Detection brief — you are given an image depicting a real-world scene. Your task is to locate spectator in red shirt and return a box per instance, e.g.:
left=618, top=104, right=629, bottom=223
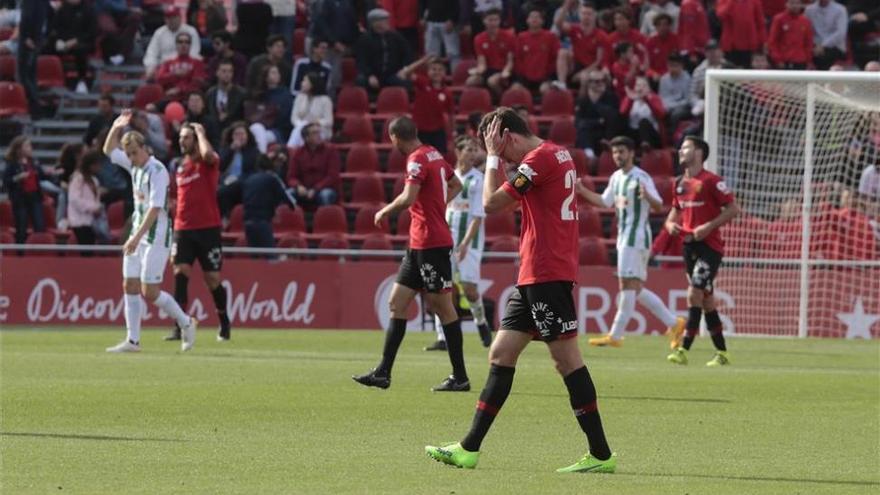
left=287, top=123, right=341, bottom=206
left=768, top=0, right=814, bottom=69
left=467, top=9, right=516, bottom=95
left=400, top=56, right=455, bottom=153
left=717, top=0, right=767, bottom=68
left=513, top=7, right=560, bottom=94
left=620, top=76, right=666, bottom=150
left=763, top=0, right=787, bottom=19
left=607, top=8, right=649, bottom=72
left=156, top=32, right=207, bottom=101
left=556, top=3, right=608, bottom=90
left=610, top=42, right=642, bottom=99
left=677, top=0, right=710, bottom=66
left=646, top=13, right=680, bottom=80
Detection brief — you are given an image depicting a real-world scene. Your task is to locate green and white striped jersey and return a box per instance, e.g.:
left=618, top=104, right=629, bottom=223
left=446, top=167, right=486, bottom=252
left=110, top=148, right=172, bottom=247
left=600, top=165, right=661, bottom=250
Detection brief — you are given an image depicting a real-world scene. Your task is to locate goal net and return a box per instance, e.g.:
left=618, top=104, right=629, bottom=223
left=704, top=70, right=880, bottom=338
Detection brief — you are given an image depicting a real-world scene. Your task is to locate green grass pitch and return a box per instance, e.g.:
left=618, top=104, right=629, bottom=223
left=1, top=328, right=878, bottom=494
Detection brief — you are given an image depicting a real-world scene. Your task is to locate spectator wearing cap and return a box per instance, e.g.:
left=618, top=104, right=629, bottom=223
left=575, top=70, right=623, bottom=159
left=287, top=123, right=341, bottom=207
left=309, top=0, right=359, bottom=93
left=658, top=54, right=692, bottom=135
left=206, top=59, right=247, bottom=131
left=245, top=34, right=293, bottom=96
left=677, top=0, right=710, bottom=66
left=513, top=7, right=560, bottom=94
left=355, top=8, right=413, bottom=91
left=143, top=6, right=201, bottom=78
left=690, top=40, right=733, bottom=117
left=805, top=0, right=848, bottom=70
left=556, top=3, right=609, bottom=91
left=422, top=0, right=461, bottom=70
left=382, top=0, right=421, bottom=54
left=645, top=13, right=680, bottom=79
left=156, top=32, right=207, bottom=101
left=640, top=0, right=680, bottom=36
left=47, top=0, right=97, bottom=94
left=768, top=0, right=814, bottom=70
left=291, top=39, right=333, bottom=97
left=467, top=8, right=516, bottom=95
left=206, top=30, right=248, bottom=87
left=716, top=0, right=767, bottom=69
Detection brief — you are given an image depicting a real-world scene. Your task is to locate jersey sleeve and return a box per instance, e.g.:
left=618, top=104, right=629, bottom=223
left=601, top=174, right=616, bottom=208
left=504, top=151, right=548, bottom=197
left=405, top=155, right=427, bottom=184
left=641, top=173, right=662, bottom=204
left=470, top=173, right=486, bottom=218
left=109, top=148, right=132, bottom=173
left=148, top=166, right=169, bottom=209
left=708, top=175, right=734, bottom=206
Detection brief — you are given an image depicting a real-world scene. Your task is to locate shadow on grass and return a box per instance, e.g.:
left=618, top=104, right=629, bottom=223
left=1, top=431, right=186, bottom=442
left=620, top=471, right=880, bottom=488
left=513, top=392, right=731, bottom=404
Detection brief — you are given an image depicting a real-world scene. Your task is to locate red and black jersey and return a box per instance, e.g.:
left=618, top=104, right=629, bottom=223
left=174, top=151, right=221, bottom=231
left=672, top=168, right=735, bottom=254
left=405, top=145, right=455, bottom=250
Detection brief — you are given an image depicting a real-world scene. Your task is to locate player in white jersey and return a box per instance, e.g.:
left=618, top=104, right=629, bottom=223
left=577, top=136, right=685, bottom=347
left=427, top=136, right=493, bottom=350
left=103, top=110, right=197, bottom=353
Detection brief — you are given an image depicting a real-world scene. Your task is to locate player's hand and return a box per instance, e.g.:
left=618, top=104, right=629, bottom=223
left=122, top=236, right=139, bottom=255
left=190, top=122, right=205, bottom=135
left=693, top=223, right=712, bottom=241
left=456, top=244, right=468, bottom=262
left=483, top=116, right=510, bottom=157
left=666, top=221, right=682, bottom=236
left=374, top=208, right=387, bottom=227
left=638, top=183, right=647, bottom=200
left=113, top=110, right=133, bottom=129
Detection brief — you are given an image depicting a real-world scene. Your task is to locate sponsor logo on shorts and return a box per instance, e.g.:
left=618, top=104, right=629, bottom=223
left=531, top=301, right=556, bottom=337
left=691, top=259, right=713, bottom=290
left=208, top=247, right=222, bottom=269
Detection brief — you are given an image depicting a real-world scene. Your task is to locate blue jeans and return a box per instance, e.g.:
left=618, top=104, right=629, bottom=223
left=12, top=192, right=45, bottom=244
left=17, top=39, right=40, bottom=112
left=244, top=219, right=275, bottom=249
left=293, top=187, right=337, bottom=206
left=424, top=21, right=460, bottom=70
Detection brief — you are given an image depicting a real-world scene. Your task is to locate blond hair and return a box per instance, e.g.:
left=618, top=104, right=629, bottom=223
left=121, top=131, right=146, bottom=149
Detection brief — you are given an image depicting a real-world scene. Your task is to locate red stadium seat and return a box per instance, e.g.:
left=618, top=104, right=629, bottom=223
left=26, top=231, right=55, bottom=245
left=579, top=237, right=608, bottom=265
left=0, top=200, right=13, bottom=231
left=458, top=87, right=493, bottom=115
left=487, top=235, right=519, bottom=262
left=547, top=119, right=576, bottom=146
left=340, top=115, right=375, bottom=143
left=0, top=230, right=14, bottom=245
left=133, top=84, right=164, bottom=110
left=340, top=57, right=357, bottom=86
left=451, top=59, right=477, bottom=86
left=277, top=232, right=308, bottom=249
left=348, top=174, right=385, bottom=207
left=641, top=148, right=674, bottom=176
left=0, top=55, right=15, bottom=81
left=227, top=204, right=244, bottom=232
left=500, top=86, right=534, bottom=113
left=391, top=175, right=406, bottom=199
left=273, top=205, right=306, bottom=234
left=722, top=219, right=757, bottom=259
left=361, top=233, right=393, bottom=250
left=569, top=147, right=591, bottom=177
left=375, top=87, right=410, bottom=116
left=42, top=202, right=56, bottom=230
left=343, top=143, right=380, bottom=175
left=292, top=28, right=306, bottom=56
left=0, top=82, right=28, bottom=117
left=578, top=207, right=602, bottom=238
left=106, top=200, right=127, bottom=239
left=312, top=205, right=348, bottom=235
left=317, top=234, right=351, bottom=259
left=336, top=86, right=369, bottom=117
left=387, top=148, right=406, bottom=174
left=36, top=55, right=65, bottom=88
left=485, top=211, right=517, bottom=239
left=540, top=89, right=574, bottom=116
left=595, top=150, right=616, bottom=177
left=353, top=205, right=390, bottom=235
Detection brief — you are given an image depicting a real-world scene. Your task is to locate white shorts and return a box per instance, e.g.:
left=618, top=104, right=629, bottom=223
left=616, top=246, right=649, bottom=281
left=453, top=247, right=483, bottom=285
left=123, top=242, right=170, bottom=284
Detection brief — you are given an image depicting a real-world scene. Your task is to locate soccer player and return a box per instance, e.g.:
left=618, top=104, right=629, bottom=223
left=427, top=135, right=493, bottom=351
left=576, top=136, right=685, bottom=347
left=665, top=136, right=741, bottom=366
left=164, top=122, right=231, bottom=342
left=103, top=111, right=197, bottom=353
left=425, top=108, right=616, bottom=473
left=352, top=116, right=471, bottom=392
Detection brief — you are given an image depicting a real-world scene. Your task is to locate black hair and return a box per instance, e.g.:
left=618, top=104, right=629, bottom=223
left=683, top=135, right=710, bottom=162
left=609, top=135, right=635, bottom=151
left=388, top=116, right=418, bottom=141
left=478, top=106, right=533, bottom=142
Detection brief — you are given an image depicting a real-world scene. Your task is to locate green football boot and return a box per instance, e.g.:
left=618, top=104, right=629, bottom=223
left=706, top=351, right=731, bottom=367
left=425, top=443, right=479, bottom=469
left=556, top=453, right=617, bottom=474
left=667, top=347, right=688, bottom=365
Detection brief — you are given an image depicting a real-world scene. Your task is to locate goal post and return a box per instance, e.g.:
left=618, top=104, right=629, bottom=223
left=704, top=70, right=880, bottom=339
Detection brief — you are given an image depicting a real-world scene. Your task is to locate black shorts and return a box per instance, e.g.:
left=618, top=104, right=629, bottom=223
left=396, top=247, right=453, bottom=293
left=513, top=76, right=543, bottom=93
left=172, top=227, right=223, bottom=272
left=683, top=241, right=722, bottom=293
left=501, top=281, right=578, bottom=342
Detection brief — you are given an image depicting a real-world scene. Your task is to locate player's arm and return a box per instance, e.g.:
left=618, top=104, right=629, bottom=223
left=374, top=182, right=420, bottom=227
left=123, top=207, right=160, bottom=254
left=399, top=54, right=431, bottom=79
left=694, top=199, right=741, bottom=241
left=102, top=110, right=132, bottom=156
left=190, top=122, right=215, bottom=161
left=576, top=182, right=611, bottom=208
left=446, top=174, right=462, bottom=205
left=482, top=116, right=518, bottom=214
left=664, top=207, right=683, bottom=236
left=639, top=178, right=664, bottom=213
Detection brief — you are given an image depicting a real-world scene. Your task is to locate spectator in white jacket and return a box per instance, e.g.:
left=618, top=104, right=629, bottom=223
left=288, top=72, right=334, bottom=148
left=68, top=150, right=110, bottom=249
left=143, top=6, right=201, bottom=78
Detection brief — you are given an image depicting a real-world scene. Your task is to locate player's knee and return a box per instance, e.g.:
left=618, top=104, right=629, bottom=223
left=203, top=272, right=220, bottom=290
left=140, top=285, right=159, bottom=302
left=702, top=296, right=716, bottom=312
left=463, top=285, right=479, bottom=302
left=488, top=347, right=516, bottom=368
left=123, top=279, right=139, bottom=294
left=687, top=289, right=703, bottom=307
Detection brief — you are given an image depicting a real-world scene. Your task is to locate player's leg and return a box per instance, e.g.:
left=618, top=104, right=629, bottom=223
left=632, top=248, right=685, bottom=347
left=556, top=48, right=573, bottom=86
left=425, top=289, right=469, bottom=391
left=142, top=245, right=197, bottom=351
left=427, top=311, right=447, bottom=351
left=669, top=244, right=707, bottom=364
left=108, top=248, right=144, bottom=352
left=197, top=228, right=229, bottom=341
left=592, top=247, right=641, bottom=347
left=702, top=293, right=731, bottom=366
left=166, top=230, right=195, bottom=341
left=459, top=248, right=491, bottom=347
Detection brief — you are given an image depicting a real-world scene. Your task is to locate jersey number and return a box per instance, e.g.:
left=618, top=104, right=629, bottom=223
left=561, top=170, right=577, bottom=221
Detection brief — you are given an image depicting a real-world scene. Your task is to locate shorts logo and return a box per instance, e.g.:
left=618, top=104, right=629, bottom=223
left=419, top=262, right=438, bottom=286
left=530, top=301, right=558, bottom=337
left=207, top=248, right=222, bottom=269
left=691, top=259, right=713, bottom=290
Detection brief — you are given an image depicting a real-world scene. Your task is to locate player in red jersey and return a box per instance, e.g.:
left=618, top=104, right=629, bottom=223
left=425, top=108, right=616, bottom=474
left=352, top=116, right=470, bottom=392
left=164, top=122, right=232, bottom=342
left=665, top=136, right=741, bottom=366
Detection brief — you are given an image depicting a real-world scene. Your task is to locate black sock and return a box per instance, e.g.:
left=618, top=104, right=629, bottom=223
left=442, top=319, right=468, bottom=380
left=174, top=273, right=189, bottom=329
left=564, top=366, right=611, bottom=461
left=704, top=310, right=726, bottom=351
left=376, top=318, right=407, bottom=376
left=683, top=306, right=702, bottom=350
left=461, top=365, right=514, bottom=452
left=211, top=285, right=229, bottom=325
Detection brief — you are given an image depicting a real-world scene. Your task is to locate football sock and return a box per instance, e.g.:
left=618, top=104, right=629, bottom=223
left=376, top=318, right=407, bottom=376
left=442, top=319, right=468, bottom=380
left=434, top=314, right=446, bottom=342
left=469, top=296, right=487, bottom=325
left=705, top=310, right=726, bottom=351
left=608, top=290, right=636, bottom=340
left=638, top=288, right=677, bottom=327
left=154, top=291, right=191, bottom=328
left=173, top=273, right=189, bottom=318
left=564, top=366, right=612, bottom=461
left=210, top=285, right=229, bottom=325
left=683, top=306, right=702, bottom=350
left=124, top=294, right=142, bottom=344
left=461, top=365, right=515, bottom=452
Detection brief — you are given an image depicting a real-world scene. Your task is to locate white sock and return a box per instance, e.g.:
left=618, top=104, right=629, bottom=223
left=469, top=296, right=487, bottom=325
left=434, top=314, right=446, bottom=342
left=124, top=294, right=142, bottom=343
left=154, top=291, right=191, bottom=328
left=609, top=290, right=636, bottom=340
left=638, top=289, right=677, bottom=327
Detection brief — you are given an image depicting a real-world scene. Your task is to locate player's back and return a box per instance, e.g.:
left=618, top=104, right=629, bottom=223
left=406, top=145, right=454, bottom=250
left=507, top=141, right=579, bottom=285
